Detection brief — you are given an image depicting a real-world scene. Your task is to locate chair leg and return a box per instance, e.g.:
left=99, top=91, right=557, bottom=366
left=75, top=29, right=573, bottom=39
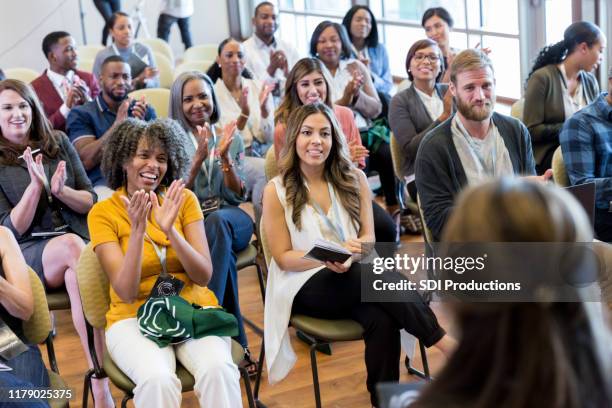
left=309, top=343, right=323, bottom=408
left=253, top=340, right=265, bottom=400
left=405, top=340, right=431, bottom=380
left=82, top=369, right=94, bottom=408
left=121, top=394, right=132, bottom=408
left=239, top=366, right=256, bottom=408
left=254, top=261, right=266, bottom=304
left=45, top=335, right=60, bottom=374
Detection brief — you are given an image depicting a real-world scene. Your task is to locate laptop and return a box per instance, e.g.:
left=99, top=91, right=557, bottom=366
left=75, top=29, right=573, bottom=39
left=565, top=181, right=596, bottom=227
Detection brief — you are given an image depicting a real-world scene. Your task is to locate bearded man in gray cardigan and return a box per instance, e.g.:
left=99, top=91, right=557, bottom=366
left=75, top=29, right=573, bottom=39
left=415, top=49, right=551, bottom=241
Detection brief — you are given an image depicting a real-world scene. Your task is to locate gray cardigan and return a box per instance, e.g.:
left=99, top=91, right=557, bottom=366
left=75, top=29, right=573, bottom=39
left=389, top=83, right=449, bottom=177
left=523, top=64, right=599, bottom=165
left=0, top=132, right=95, bottom=243
left=415, top=112, right=536, bottom=241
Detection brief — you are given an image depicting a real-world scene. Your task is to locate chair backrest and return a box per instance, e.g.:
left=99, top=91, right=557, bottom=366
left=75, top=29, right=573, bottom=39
left=77, top=44, right=105, bottom=60
left=4, top=68, right=39, bottom=83
left=259, top=216, right=272, bottom=267
left=129, top=87, right=171, bottom=118
left=552, top=146, right=570, bottom=187
left=510, top=98, right=524, bottom=121
left=416, top=194, right=434, bottom=245
left=389, top=132, right=403, bottom=181
left=183, top=44, right=218, bottom=62
left=79, top=58, right=95, bottom=74
left=153, top=52, right=173, bottom=89
left=22, top=269, right=52, bottom=345
left=264, top=147, right=278, bottom=181
left=76, top=243, right=111, bottom=330
left=139, top=38, right=174, bottom=66
left=173, top=60, right=215, bottom=80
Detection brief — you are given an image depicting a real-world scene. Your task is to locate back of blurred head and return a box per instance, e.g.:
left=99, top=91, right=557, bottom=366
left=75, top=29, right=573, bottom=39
left=411, top=178, right=611, bottom=408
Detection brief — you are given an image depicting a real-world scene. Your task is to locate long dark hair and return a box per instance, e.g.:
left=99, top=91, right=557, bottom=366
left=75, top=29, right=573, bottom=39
left=0, top=79, right=59, bottom=165
left=309, top=21, right=352, bottom=61
left=279, top=103, right=360, bottom=231
left=411, top=179, right=612, bottom=408
left=421, top=7, right=454, bottom=28
left=205, top=38, right=253, bottom=83
left=342, top=5, right=379, bottom=48
left=527, top=21, right=602, bottom=82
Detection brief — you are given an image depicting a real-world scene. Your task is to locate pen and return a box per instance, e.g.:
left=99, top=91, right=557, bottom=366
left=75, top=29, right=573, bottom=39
left=18, top=148, right=41, bottom=159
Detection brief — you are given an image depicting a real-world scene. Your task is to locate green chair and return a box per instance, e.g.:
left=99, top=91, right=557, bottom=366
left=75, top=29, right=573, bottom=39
left=24, top=269, right=70, bottom=408
left=75, top=243, right=257, bottom=408
left=260, top=219, right=363, bottom=408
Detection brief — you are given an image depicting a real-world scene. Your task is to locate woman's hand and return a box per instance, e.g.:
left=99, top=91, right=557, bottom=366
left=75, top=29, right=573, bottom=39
left=238, top=86, right=250, bottom=117
left=194, top=124, right=211, bottom=162
left=50, top=161, right=67, bottom=197
left=120, top=190, right=151, bottom=234
left=341, top=70, right=364, bottom=104
left=324, top=259, right=351, bottom=273
left=23, top=147, right=47, bottom=192
left=348, top=139, right=369, bottom=163
left=218, top=121, right=237, bottom=161
left=438, top=88, right=454, bottom=122
left=150, top=180, right=185, bottom=235
left=259, top=83, right=273, bottom=118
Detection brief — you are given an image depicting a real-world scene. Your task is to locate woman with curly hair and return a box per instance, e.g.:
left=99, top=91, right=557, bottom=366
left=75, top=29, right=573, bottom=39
left=262, top=103, right=453, bottom=406
left=88, top=118, right=242, bottom=407
left=169, top=71, right=256, bottom=369
left=0, top=79, right=113, bottom=408
left=524, top=21, right=605, bottom=174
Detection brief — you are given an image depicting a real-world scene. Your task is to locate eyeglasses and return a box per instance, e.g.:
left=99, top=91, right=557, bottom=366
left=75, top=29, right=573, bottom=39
left=413, top=53, right=440, bottom=63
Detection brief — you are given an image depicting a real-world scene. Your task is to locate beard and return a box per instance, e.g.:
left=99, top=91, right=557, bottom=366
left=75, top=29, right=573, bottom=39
left=106, top=88, right=129, bottom=103
left=456, top=95, right=495, bottom=122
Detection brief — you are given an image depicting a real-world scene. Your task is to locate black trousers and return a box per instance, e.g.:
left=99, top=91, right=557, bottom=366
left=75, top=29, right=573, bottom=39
left=367, top=141, right=397, bottom=206
left=292, top=264, right=445, bottom=406
left=595, top=209, right=612, bottom=242
left=157, top=13, right=193, bottom=50
left=373, top=200, right=397, bottom=249
left=93, top=0, right=121, bottom=46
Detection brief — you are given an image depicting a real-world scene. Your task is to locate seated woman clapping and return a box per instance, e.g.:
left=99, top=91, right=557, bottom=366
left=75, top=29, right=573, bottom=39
left=0, top=79, right=113, bottom=407
left=263, top=103, right=453, bottom=406
left=0, top=226, right=48, bottom=407
left=88, top=118, right=242, bottom=408
left=169, top=71, right=256, bottom=370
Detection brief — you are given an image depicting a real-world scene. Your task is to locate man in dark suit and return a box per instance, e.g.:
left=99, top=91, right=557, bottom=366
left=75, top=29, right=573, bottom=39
left=31, top=31, right=100, bottom=132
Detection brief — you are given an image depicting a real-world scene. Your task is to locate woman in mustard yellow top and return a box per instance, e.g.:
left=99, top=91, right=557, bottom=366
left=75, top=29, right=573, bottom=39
left=87, top=118, right=242, bottom=408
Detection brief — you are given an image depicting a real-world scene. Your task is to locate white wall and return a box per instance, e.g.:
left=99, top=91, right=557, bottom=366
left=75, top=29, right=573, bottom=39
left=0, top=0, right=230, bottom=72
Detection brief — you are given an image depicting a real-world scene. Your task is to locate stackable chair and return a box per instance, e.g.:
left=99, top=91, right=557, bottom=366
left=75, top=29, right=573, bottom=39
left=139, top=37, right=174, bottom=66
left=259, top=218, right=364, bottom=408
left=77, top=45, right=104, bottom=61
left=24, top=269, right=70, bottom=408
left=183, top=44, right=218, bottom=62
left=128, top=88, right=170, bottom=118
left=152, top=52, right=174, bottom=89
left=75, top=243, right=257, bottom=408
left=552, top=146, right=570, bottom=187
left=4, top=67, right=39, bottom=83
left=173, top=60, right=215, bottom=79
left=264, top=148, right=278, bottom=181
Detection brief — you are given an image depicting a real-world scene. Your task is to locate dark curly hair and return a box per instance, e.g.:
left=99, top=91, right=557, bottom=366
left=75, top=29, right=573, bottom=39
left=101, top=118, right=190, bottom=190
left=527, top=21, right=602, bottom=83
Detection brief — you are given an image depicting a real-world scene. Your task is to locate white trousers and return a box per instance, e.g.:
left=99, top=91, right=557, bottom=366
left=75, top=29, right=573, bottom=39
left=106, top=318, right=242, bottom=408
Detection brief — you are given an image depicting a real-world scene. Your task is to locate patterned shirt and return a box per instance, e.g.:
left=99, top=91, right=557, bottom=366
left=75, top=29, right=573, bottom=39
left=560, top=93, right=612, bottom=210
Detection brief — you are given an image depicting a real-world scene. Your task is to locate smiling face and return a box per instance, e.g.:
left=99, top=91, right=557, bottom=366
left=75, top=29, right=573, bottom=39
left=580, top=36, right=606, bottom=72
left=409, top=45, right=442, bottom=82
left=123, top=137, right=168, bottom=194
left=451, top=66, right=496, bottom=122
left=182, top=78, right=214, bottom=128
left=350, top=8, right=372, bottom=42
left=110, top=15, right=133, bottom=48
left=253, top=3, right=278, bottom=41
left=316, top=26, right=343, bottom=68
left=424, top=15, right=450, bottom=49
left=49, top=35, right=78, bottom=72
left=217, top=40, right=245, bottom=79
left=296, top=71, right=327, bottom=105
left=296, top=112, right=333, bottom=170
left=0, top=89, right=32, bottom=145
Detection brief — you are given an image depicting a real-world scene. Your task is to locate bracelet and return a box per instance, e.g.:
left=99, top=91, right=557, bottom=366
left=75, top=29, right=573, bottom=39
left=221, top=161, right=234, bottom=172
left=239, top=112, right=249, bottom=120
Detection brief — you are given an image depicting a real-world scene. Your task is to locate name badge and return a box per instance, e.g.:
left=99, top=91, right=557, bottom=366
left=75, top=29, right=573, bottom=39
left=149, top=275, right=185, bottom=298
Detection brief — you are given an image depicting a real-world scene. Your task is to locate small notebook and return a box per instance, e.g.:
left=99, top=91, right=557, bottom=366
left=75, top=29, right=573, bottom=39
left=303, top=239, right=352, bottom=264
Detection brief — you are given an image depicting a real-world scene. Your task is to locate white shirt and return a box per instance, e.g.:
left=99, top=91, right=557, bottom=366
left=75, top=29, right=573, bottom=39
left=214, top=77, right=274, bottom=150
left=160, top=0, right=193, bottom=18
left=557, top=63, right=587, bottom=120
left=451, top=115, right=514, bottom=185
left=46, top=69, right=77, bottom=118
left=327, top=59, right=369, bottom=129
left=415, top=87, right=443, bottom=121
left=242, top=34, right=300, bottom=105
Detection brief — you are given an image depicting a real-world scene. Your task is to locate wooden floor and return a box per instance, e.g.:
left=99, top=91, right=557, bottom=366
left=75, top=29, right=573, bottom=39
left=40, top=226, right=456, bottom=408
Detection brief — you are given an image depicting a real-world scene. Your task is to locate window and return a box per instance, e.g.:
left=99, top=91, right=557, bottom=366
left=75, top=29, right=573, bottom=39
left=545, top=0, right=572, bottom=44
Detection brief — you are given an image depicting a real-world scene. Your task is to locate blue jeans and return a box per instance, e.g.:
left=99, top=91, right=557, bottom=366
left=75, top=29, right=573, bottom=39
left=157, top=13, right=193, bottom=49
left=205, top=206, right=254, bottom=347
left=0, top=345, right=50, bottom=408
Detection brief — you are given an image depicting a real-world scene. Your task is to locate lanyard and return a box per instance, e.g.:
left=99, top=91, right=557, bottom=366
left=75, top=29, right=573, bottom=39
left=112, top=43, right=135, bottom=56
left=199, top=128, right=217, bottom=187
left=454, top=117, right=497, bottom=176
left=308, top=182, right=346, bottom=242
left=144, top=232, right=168, bottom=278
